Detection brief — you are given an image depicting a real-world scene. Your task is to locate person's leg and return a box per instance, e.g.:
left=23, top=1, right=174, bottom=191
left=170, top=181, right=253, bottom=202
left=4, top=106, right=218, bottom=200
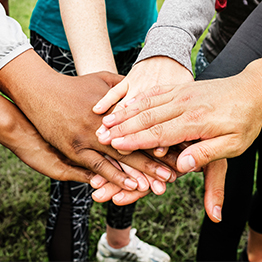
left=30, top=31, right=92, bottom=261
left=104, top=47, right=140, bottom=249
left=106, top=201, right=136, bottom=248
left=48, top=181, right=72, bottom=261
left=195, top=6, right=262, bottom=259
left=96, top=47, right=170, bottom=262
left=69, top=181, right=94, bottom=261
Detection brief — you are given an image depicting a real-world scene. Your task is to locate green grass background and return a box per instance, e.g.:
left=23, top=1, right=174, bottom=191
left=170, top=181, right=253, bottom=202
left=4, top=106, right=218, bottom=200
left=0, top=1, right=247, bottom=261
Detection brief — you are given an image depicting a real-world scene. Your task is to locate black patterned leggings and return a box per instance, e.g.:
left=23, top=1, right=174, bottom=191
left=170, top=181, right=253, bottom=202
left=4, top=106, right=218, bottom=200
left=30, top=31, right=141, bottom=262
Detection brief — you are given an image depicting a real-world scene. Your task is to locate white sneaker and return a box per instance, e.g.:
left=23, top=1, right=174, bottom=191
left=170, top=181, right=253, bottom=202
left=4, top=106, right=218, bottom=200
left=96, top=228, right=171, bottom=262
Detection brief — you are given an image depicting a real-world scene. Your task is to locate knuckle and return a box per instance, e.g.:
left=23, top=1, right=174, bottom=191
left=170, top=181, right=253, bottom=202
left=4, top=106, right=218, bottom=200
left=114, top=122, right=128, bottom=136
left=149, top=124, right=163, bottom=145
left=90, top=157, right=108, bottom=173
left=140, top=96, right=153, bottom=110
left=196, top=144, right=213, bottom=163
left=211, top=187, right=225, bottom=202
left=184, top=109, right=203, bottom=123
left=150, top=85, right=162, bottom=96
left=138, top=110, right=154, bottom=128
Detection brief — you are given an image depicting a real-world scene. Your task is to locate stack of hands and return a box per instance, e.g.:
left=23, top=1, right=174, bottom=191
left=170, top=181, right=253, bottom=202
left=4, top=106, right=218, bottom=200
left=1, top=49, right=262, bottom=224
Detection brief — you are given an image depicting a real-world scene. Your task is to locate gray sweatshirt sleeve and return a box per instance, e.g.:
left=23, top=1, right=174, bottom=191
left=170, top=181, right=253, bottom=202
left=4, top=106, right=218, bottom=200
left=135, top=0, right=216, bottom=74
left=0, top=4, right=32, bottom=70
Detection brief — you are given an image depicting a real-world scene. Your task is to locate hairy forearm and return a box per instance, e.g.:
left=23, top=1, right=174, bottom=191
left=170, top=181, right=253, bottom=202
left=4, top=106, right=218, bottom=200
left=59, top=0, right=117, bottom=75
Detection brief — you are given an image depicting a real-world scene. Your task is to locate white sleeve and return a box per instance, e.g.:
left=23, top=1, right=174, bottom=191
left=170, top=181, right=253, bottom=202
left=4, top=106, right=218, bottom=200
left=0, top=4, right=33, bottom=69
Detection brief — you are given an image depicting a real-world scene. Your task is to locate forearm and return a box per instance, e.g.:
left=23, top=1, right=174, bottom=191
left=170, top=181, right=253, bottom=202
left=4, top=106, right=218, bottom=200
left=0, top=4, right=32, bottom=69
left=59, top=0, right=117, bottom=75
left=0, top=49, right=61, bottom=122
left=135, top=0, right=216, bottom=74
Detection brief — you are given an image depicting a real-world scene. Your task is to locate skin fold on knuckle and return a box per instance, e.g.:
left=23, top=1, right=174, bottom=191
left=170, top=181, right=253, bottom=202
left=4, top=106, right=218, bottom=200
left=149, top=125, right=163, bottom=147
left=194, top=144, right=214, bottom=165
left=138, top=110, right=155, bottom=129
left=209, top=187, right=225, bottom=205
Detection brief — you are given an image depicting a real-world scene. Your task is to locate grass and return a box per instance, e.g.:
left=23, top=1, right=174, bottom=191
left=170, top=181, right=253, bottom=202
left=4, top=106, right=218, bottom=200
left=0, top=1, right=247, bottom=261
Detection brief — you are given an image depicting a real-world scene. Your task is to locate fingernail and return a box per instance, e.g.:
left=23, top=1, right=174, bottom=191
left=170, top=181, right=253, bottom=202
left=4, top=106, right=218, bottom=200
left=213, top=205, right=222, bottom=222
left=137, top=177, right=148, bottom=191
left=103, top=114, right=115, bottom=124
left=156, top=147, right=164, bottom=153
left=124, top=178, right=137, bottom=190
left=93, top=104, right=101, bottom=110
left=156, top=166, right=171, bottom=181
left=125, top=98, right=135, bottom=106
left=112, top=137, right=125, bottom=145
left=168, top=173, right=177, bottom=183
left=113, top=192, right=125, bottom=202
left=180, top=155, right=196, bottom=172
left=153, top=180, right=165, bottom=194
left=98, top=130, right=110, bottom=140
left=96, top=125, right=107, bottom=135
left=91, top=175, right=104, bottom=188
left=92, top=187, right=106, bottom=199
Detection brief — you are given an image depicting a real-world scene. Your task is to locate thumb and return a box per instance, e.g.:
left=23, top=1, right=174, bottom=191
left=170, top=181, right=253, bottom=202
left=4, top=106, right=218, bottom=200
left=97, top=71, right=124, bottom=88
left=177, top=136, right=234, bottom=173
left=202, top=159, right=227, bottom=223
left=93, top=76, right=128, bottom=114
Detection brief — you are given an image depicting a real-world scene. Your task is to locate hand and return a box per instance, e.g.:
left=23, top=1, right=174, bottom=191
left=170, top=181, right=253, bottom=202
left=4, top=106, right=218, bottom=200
left=0, top=94, right=95, bottom=183
left=95, top=60, right=262, bottom=173
left=94, top=57, right=194, bottom=156
left=0, top=50, right=177, bottom=190
left=92, top=150, right=227, bottom=224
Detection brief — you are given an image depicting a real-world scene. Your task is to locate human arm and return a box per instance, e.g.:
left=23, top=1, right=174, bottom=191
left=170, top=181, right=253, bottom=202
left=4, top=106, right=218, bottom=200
left=92, top=151, right=227, bottom=223
left=59, top=0, right=117, bottom=75
left=95, top=2, right=262, bottom=173
left=0, top=94, right=99, bottom=182
left=0, top=48, right=179, bottom=190
left=93, top=0, right=215, bottom=115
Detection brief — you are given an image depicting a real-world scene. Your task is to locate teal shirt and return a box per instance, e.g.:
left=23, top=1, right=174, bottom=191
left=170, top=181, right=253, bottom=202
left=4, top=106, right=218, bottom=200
left=29, top=0, right=157, bottom=54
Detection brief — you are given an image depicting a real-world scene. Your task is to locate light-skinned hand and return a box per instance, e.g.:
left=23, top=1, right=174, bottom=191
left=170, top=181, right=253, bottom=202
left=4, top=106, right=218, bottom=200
left=96, top=59, right=262, bottom=173
left=93, top=56, right=194, bottom=156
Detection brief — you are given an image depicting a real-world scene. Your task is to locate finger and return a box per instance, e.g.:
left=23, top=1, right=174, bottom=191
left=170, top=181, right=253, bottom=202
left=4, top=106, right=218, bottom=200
left=153, top=147, right=169, bottom=157
left=144, top=173, right=166, bottom=195
left=93, top=80, right=128, bottom=114
left=176, top=135, right=241, bottom=173
left=92, top=182, right=122, bottom=202
left=112, top=189, right=152, bottom=206
left=97, top=142, right=176, bottom=183
left=101, top=89, right=174, bottom=129
left=115, top=150, right=176, bottom=183
left=119, top=162, right=150, bottom=192
left=78, top=150, right=138, bottom=191
left=99, top=107, right=181, bottom=146
left=144, top=149, right=178, bottom=182
left=96, top=71, right=124, bottom=89
left=124, top=84, right=174, bottom=107
left=47, top=160, right=97, bottom=184
left=90, top=174, right=108, bottom=188
left=203, top=159, right=227, bottom=223
left=103, top=154, right=150, bottom=192
left=109, top=119, right=183, bottom=151
left=117, top=149, right=133, bottom=155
